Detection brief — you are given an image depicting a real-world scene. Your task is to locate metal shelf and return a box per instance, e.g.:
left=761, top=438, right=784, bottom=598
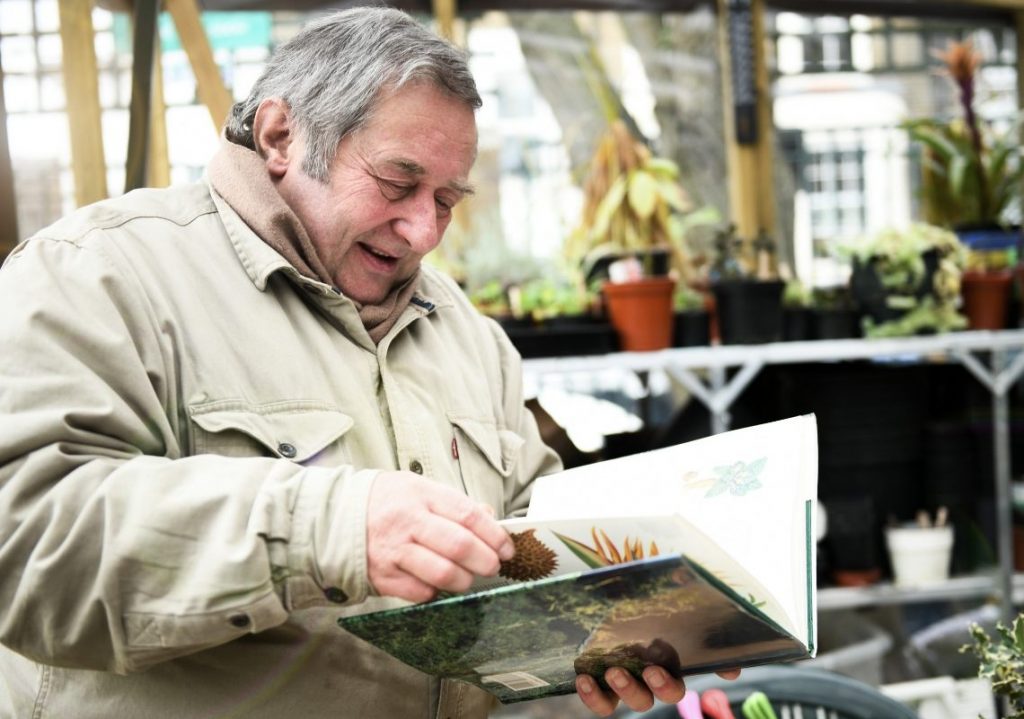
left=522, top=330, right=1024, bottom=621
left=817, top=573, right=1010, bottom=611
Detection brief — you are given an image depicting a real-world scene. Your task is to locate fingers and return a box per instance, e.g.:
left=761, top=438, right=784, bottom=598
left=366, top=471, right=512, bottom=601
left=413, top=511, right=509, bottom=578
left=575, top=674, right=618, bottom=717
left=576, top=667, right=686, bottom=717
left=428, top=493, right=514, bottom=560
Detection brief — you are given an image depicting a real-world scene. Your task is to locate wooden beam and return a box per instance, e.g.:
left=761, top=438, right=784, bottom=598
left=58, top=0, right=108, bottom=207
left=716, top=0, right=776, bottom=274
left=432, top=0, right=457, bottom=42
left=0, top=48, right=19, bottom=256
left=165, top=0, right=233, bottom=131
left=124, top=0, right=159, bottom=193
left=148, top=37, right=171, bottom=188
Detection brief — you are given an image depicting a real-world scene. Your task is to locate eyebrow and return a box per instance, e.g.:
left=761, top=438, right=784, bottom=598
left=386, top=158, right=475, bottom=197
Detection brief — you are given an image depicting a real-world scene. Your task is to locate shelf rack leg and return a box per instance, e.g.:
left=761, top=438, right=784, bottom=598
left=955, top=347, right=1024, bottom=622
left=666, top=360, right=765, bottom=435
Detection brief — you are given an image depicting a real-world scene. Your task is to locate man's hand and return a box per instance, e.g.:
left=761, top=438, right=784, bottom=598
left=575, top=667, right=742, bottom=717
left=366, top=471, right=514, bottom=602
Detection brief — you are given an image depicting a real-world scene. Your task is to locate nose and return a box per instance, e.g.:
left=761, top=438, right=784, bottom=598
left=393, top=191, right=441, bottom=252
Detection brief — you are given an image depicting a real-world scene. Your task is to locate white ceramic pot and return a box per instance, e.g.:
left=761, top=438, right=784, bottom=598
left=885, top=524, right=954, bottom=587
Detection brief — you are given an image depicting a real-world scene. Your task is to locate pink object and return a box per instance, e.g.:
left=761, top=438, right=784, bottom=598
left=677, top=689, right=704, bottom=719
left=699, top=688, right=737, bottom=719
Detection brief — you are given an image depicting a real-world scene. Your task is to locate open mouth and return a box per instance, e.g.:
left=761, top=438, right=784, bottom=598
left=359, top=242, right=399, bottom=269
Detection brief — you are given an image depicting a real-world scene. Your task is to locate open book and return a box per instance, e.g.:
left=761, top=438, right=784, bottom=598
left=339, top=415, right=818, bottom=704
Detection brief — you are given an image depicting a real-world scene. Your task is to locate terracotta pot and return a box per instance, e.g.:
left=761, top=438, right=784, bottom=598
left=602, top=277, right=675, bottom=352
left=961, top=269, right=1013, bottom=330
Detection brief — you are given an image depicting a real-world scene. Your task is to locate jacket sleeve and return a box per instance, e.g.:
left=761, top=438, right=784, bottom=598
left=484, top=319, right=563, bottom=517
left=0, top=236, right=376, bottom=674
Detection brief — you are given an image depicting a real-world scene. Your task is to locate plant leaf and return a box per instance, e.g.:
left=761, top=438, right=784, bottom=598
left=627, top=170, right=659, bottom=219
left=553, top=531, right=608, bottom=569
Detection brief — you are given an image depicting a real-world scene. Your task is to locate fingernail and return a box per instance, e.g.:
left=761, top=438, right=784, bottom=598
left=609, top=669, right=629, bottom=689
left=577, top=675, right=594, bottom=695
left=643, top=666, right=665, bottom=688
left=498, top=540, right=514, bottom=561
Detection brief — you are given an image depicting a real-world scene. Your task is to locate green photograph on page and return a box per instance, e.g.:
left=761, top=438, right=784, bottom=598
left=339, top=416, right=819, bottom=703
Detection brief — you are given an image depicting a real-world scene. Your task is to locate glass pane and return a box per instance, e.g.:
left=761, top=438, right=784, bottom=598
left=4, top=74, right=37, bottom=112
left=0, top=0, right=34, bottom=35
left=35, top=0, right=59, bottom=33
left=37, top=33, right=61, bottom=70
left=1, top=36, right=37, bottom=73
left=39, top=73, right=64, bottom=110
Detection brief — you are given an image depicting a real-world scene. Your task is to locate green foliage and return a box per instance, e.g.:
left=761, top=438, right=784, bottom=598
left=782, top=280, right=812, bottom=309
left=515, top=277, right=588, bottom=322
left=961, top=615, right=1024, bottom=717
left=468, top=279, right=511, bottom=318
left=840, top=224, right=968, bottom=337
left=674, top=285, right=706, bottom=312
left=905, top=117, right=1024, bottom=228
left=566, top=120, right=696, bottom=280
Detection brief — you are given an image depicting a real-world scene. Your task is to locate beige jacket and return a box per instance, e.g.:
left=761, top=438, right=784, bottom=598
left=0, top=180, right=561, bottom=718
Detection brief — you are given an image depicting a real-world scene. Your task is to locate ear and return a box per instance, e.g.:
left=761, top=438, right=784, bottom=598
left=252, top=98, right=295, bottom=178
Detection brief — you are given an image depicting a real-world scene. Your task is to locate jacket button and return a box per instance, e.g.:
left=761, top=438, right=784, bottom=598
left=229, top=614, right=250, bottom=628
left=409, top=460, right=424, bottom=474
left=277, top=442, right=297, bottom=459
left=324, top=586, right=348, bottom=604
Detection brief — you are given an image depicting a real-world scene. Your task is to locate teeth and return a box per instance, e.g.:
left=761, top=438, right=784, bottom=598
left=366, top=246, right=393, bottom=260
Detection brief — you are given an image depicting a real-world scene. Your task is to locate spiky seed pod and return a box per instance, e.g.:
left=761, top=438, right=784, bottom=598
left=500, top=529, right=558, bottom=582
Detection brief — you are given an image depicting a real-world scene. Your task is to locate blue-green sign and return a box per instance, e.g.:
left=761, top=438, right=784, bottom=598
left=114, top=11, right=271, bottom=54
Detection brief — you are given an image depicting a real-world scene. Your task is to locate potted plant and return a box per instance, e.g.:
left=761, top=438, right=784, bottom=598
left=709, top=225, right=786, bottom=344
left=810, top=285, right=859, bottom=340
left=504, top=275, right=616, bottom=358
left=962, top=614, right=1024, bottom=716
left=672, top=285, right=710, bottom=347
left=841, top=224, right=967, bottom=338
left=904, top=40, right=1022, bottom=329
left=782, top=279, right=813, bottom=342
left=566, top=120, right=695, bottom=351
left=885, top=508, right=954, bottom=587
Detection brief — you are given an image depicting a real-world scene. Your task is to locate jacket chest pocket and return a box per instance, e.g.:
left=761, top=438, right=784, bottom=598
left=188, top=400, right=354, bottom=465
left=448, top=414, right=524, bottom=516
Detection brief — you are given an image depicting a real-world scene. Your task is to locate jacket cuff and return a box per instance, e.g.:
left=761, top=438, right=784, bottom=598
left=282, top=467, right=377, bottom=610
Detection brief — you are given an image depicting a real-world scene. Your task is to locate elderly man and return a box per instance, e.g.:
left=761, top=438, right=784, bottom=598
left=0, top=8, right=705, bottom=718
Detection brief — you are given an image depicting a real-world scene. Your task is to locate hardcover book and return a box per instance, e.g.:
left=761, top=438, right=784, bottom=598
left=339, top=415, right=818, bottom=704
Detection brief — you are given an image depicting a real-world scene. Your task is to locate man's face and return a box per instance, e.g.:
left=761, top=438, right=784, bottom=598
left=277, top=83, right=477, bottom=304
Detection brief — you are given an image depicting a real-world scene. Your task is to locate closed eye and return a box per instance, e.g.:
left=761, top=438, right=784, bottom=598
left=372, top=175, right=415, bottom=201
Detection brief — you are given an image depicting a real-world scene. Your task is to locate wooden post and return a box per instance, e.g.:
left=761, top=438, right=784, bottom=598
left=716, top=0, right=776, bottom=270
left=0, top=50, right=19, bottom=255
left=432, top=0, right=457, bottom=43
left=165, top=0, right=232, bottom=131
left=148, top=34, right=171, bottom=188
left=58, top=0, right=108, bottom=206
left=124, top=0, right=159, bottom=193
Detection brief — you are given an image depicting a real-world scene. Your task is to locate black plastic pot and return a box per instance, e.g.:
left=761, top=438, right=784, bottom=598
left=783, top=308, right=813, bottom=341
left=712, top=279, right=785, bottom=344
left=813, top=308, right=859, bottom=340
left=501, top=316, right=617, bottom=358
left=672, top=310, right=710, bottom=347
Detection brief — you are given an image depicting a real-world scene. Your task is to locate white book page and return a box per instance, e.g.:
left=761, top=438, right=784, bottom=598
left=525, top=415, right=818, bottom=645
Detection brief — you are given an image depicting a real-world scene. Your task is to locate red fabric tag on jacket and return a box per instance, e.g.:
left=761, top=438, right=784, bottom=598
left=451, top=437, right=459, bottom=460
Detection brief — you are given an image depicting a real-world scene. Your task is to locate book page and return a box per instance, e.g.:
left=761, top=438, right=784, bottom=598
left=525, top=415, right=817, bottom=646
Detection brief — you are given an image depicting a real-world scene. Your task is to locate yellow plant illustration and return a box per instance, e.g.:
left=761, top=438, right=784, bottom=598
left=554, top=527, right=660, bottom=569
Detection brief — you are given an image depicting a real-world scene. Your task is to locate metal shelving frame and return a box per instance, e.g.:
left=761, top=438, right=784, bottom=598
left=522, top=329, right=1024, bottom=621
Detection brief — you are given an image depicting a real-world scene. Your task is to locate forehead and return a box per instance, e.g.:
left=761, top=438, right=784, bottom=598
left=348, top=83, right=478, bottom=176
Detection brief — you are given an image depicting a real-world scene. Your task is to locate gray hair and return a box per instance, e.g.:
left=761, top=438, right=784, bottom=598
left=224, top=7, right=481, bottom=182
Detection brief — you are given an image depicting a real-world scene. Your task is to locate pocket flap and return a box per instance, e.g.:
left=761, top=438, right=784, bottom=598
left=448, top=414, right=524, bottom=478
left=189, top=401, right=354, bottom=462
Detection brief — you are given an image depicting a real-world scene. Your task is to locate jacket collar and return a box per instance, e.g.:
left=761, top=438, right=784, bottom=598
left=207, top=178, right=455, bottom=315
